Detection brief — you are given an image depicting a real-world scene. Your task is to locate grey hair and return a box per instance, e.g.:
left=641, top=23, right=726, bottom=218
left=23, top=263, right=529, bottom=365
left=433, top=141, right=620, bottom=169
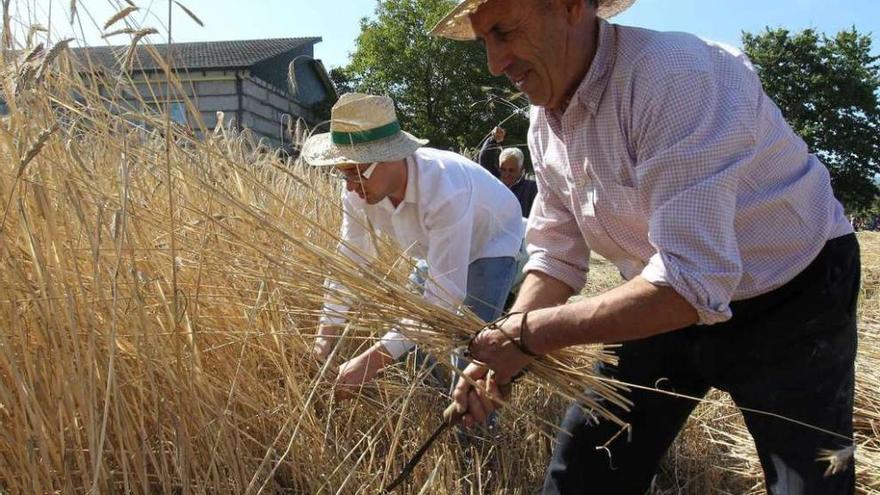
left=499, top=147, right=525, bottom=168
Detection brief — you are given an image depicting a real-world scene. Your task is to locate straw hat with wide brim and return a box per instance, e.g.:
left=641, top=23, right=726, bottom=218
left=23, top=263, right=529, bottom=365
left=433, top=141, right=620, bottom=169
left=429, top=0, right=636, bottom=41
left=302, top=93, right=428, bottom=167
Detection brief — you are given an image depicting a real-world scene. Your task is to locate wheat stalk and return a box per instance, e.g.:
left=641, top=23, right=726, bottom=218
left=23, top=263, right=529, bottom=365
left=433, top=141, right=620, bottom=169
left=172, top=1, right=204, bottom=27
left=35, top=38, right=72, bottom=83
left=103, top=5, right=139, bottom=30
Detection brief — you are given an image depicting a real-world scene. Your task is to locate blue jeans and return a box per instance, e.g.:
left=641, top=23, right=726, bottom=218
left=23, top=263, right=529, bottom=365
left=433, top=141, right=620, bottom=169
left=409, top=256, right=517, bottom=322
left=408, top=256, right=518, bottom=389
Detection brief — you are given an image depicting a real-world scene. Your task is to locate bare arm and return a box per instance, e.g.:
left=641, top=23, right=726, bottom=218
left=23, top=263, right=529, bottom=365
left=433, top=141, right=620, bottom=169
left=504, top=267, right=695, bottom=353
left=509, top=271, right=575, bottom=313
left=453, top=276, right=698, bottom=424
left=471, top=275, right=697, bottom=382
left=522, top=276, right=698, bottom=355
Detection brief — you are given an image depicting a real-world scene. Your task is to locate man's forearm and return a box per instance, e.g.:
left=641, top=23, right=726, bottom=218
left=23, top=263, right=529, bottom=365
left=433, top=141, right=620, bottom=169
left=511, top=271, right=576, bottom=313
left=524, top=276, right=699, bottom=355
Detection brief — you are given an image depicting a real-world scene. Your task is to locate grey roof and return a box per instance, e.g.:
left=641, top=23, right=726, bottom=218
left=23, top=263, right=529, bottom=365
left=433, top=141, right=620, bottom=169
left=71, top=37, right=321, bottom=72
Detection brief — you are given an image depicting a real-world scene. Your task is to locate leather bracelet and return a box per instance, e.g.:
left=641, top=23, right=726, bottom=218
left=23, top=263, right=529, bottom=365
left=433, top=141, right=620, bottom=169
left=510, top=368, right=528, bottom=383
left=517, top=311, right=540, bottom=357
left=464, top=311, right=540, bottom=360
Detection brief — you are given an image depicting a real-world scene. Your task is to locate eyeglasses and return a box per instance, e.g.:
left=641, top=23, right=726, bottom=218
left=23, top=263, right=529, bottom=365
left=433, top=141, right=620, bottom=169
left=330, top=162, right=379, bottom=182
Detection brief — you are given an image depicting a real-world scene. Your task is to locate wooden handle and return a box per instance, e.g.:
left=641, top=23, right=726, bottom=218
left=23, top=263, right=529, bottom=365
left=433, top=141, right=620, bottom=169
left=442, top=402, right=463, bottom=425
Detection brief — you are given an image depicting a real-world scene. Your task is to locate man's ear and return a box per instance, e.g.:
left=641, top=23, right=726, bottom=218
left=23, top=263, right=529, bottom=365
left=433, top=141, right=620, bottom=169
left=564, top=0, right=587, bottom=26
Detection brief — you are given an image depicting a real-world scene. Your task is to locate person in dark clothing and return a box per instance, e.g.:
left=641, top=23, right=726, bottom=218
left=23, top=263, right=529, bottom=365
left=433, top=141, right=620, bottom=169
left=478, top=125, right=506, bottom=177
left=499, top=147, right=538, bottom=217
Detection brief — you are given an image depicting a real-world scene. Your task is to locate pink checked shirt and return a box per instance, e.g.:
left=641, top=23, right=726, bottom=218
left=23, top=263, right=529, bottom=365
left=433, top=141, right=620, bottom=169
left=523, top=19, right=852, bottom=324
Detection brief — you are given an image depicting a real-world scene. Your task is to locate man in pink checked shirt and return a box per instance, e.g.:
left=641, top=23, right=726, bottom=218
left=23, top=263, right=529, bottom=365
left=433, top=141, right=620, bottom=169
left=430, top=0, right=860, bottom=494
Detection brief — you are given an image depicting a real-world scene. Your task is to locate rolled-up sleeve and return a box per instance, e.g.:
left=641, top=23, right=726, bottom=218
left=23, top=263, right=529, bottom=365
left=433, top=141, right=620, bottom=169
left=523, top=173, right=590, bottom=292
left=633, top=65, right=757, bottom=324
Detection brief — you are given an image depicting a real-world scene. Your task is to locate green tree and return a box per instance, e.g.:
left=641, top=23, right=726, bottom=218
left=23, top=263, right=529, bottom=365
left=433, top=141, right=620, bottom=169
left=335, top=0, right=528, bottom=154
left=742, top=27, right=880, bottom=211
left=329, top=67, right=357, bottom=96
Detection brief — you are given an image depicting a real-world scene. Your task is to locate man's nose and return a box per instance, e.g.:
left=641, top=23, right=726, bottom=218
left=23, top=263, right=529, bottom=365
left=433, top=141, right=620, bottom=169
left=485, top=36, right=512, bottom=77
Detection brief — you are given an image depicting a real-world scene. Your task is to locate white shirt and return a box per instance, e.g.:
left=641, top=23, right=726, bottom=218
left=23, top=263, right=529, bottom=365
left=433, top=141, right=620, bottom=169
left=321, top=147, right=524, bottom=357
left=524, top=20, right=852, bottom=325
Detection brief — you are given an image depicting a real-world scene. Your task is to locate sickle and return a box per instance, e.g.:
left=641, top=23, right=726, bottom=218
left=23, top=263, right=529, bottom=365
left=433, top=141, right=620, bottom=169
left=382, top=403, right=462, bottom=493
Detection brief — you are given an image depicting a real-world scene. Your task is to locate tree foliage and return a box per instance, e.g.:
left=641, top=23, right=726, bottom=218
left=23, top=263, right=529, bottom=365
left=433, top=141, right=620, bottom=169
left=333, top=0, right=528, bottom=154
left=743, top=27, right=880, bottom=211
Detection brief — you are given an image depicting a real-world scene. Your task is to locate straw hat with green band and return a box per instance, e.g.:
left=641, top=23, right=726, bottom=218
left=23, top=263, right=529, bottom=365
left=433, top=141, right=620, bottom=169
left=428, top=0, right=637, bottom=41
left=302, top=93, right=428, bottom=167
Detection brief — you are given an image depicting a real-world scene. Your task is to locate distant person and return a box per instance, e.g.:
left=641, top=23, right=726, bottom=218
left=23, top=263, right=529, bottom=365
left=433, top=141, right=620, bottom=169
left=852, top=216, right=864, bottom=231
left=478, top=125, right=506, bottom=177
left=499, top=147, right=538, bottom=217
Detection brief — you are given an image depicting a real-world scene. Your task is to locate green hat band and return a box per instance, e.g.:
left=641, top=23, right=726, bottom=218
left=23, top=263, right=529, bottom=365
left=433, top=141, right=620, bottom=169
left=331, top=121, right=401, bottom=145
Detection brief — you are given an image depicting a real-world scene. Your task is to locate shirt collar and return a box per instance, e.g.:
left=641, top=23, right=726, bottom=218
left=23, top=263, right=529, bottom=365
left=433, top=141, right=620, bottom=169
left=376, top=155, right=418, bottom=213
left=572, top=18, right=616, bottom=116
left=403, top=154, right=418, bottom=205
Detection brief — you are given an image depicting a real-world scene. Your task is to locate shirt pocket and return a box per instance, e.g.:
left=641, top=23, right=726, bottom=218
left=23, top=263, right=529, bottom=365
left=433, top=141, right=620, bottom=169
left=605, top=181, right=643, bottom=218
left=589, top=158, right=643, bottom=219
left=539, top=162, right=574, bottom=203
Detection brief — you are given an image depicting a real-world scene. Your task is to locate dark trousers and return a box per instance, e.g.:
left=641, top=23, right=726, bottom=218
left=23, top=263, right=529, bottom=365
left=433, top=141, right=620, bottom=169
left=543, top=234, right=860, bottom=495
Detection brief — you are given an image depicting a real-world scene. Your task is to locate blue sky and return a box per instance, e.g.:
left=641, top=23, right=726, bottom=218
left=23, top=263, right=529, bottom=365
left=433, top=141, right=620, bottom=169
left=29, top=0, right=880, bottom=70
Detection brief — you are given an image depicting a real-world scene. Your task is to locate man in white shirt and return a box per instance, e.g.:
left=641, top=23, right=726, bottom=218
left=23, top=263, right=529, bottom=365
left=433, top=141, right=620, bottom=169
left=303, top=93, right=523, bottom=397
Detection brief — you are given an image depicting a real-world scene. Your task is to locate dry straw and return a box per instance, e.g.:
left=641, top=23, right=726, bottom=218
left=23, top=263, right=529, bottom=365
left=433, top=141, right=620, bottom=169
left=0, top=4, right=621, bottom=493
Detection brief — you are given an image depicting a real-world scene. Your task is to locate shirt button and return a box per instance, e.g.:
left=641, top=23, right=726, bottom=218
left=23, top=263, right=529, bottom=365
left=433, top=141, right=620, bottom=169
left=577, top=174, right=590, bottom=187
